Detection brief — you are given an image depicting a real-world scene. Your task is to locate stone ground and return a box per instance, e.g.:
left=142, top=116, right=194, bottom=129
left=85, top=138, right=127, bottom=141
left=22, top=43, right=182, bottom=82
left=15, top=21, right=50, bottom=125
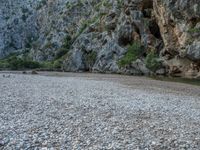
left=0, top=72, right=200, bottom=150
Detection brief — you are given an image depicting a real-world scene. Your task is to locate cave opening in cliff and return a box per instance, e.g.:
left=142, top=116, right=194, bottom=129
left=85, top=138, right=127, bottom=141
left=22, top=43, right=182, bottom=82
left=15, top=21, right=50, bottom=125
left=190, top=17, right=200, bottom=27
left=141, top=0, right=153, bottom=10
left=141, top=0, right=153, bottom=18
left=149, top=20, right=162, bottom=39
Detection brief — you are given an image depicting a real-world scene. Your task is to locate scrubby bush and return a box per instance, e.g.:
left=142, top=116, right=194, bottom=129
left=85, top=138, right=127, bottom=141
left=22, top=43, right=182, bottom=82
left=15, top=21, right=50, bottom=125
left=75, top=15, right=101, bottom=39
left=63, top=35, right=72, bottom=49
left=55, top=48, right=68, bottom=59
left=53, top=59, right=63, bottom=69
left=22, top=60, right=41, bottom=69
left=118, top=42, right=144, bottom=67
left=0, top=51, right=65, bottom=71
left=117, top=0, right=123, bottom=9
left=0, top=61, right=9, bottom=69
left=40, top=61, right=54, bottom=70
left=7, top=56, right=41, bottom=70
left=86, top=51, right=97, bottom=66
left=145, top=51, right=161, bottom=72
left=0, top=55, right=41, bottom=70
left=54, top=35, right=71, bottom=59
left=188, top=27, right=200, bottom=33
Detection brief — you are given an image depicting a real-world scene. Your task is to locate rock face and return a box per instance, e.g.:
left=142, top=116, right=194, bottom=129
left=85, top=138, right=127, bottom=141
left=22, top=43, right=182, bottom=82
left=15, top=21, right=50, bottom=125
left=187, top=41, right=200, bottom=61
left=0, top=0, right=38, bottom=58
left=154, top=0, right=200, bottom=77
left=0, top=0, right=200, bottom=78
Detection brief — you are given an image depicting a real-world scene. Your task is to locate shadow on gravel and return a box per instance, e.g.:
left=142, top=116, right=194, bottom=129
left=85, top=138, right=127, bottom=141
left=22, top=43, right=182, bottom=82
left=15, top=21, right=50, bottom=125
left=150, top=76, right=200, bottom=86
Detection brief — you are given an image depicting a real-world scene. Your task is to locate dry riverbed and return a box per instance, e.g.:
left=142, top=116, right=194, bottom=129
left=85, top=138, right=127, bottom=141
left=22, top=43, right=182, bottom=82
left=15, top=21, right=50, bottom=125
left=0, top=72, right=200, bottom=149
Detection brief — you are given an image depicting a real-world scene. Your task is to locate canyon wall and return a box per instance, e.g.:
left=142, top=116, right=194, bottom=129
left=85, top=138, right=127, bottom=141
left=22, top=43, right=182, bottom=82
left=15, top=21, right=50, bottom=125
left=0, top=0, right=200, bottom=78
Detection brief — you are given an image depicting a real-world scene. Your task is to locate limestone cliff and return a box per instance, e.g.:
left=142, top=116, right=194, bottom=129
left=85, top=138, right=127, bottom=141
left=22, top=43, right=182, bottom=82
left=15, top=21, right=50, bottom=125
left=0, top=0, right=200, bottom=78
left=154, top=0, right=200, bottom=78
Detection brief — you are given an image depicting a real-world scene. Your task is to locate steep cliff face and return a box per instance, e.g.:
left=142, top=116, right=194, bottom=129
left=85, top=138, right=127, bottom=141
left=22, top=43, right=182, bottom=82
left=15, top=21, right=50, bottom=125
left=0, top=0, right=38, bottom=58
left=154, top=0, right=200, bottom=78
left=0, top=0, right=200, bottom=78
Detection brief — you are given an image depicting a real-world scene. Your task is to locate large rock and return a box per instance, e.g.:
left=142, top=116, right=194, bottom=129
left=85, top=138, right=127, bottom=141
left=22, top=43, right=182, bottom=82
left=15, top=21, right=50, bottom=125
left=153, top=0, right=200, bottom=77
left=154, top=0, right=200, bottom=51
left=64, top=32, right=124, bottom=73
left=64, top=49, right=85, bottom=72
left=187, top=41, right=200, bottom=61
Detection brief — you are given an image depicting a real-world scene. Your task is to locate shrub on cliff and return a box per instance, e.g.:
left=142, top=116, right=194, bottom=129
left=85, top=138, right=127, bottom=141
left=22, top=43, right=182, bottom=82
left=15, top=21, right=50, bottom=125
left=7, top=56, right=41, bottom=70
left=0, top=61, right=9, bottom=69
left=0, top=55, right=41, bottom=70
left=86, top=51, right=97, bottom=68
left=55, top=35, right=72, bottom=59
left=118, top=42, right=144, bottom=67
left=53, top=59, right=63, bottom=69
left=145, top=51, right=161, bottom=72
left=55, top=48, right=69, bottom=59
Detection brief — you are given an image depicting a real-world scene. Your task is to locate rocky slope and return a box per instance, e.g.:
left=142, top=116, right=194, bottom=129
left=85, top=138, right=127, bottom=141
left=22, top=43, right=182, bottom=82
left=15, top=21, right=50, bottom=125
left=0, top=0, right=200, bottom=78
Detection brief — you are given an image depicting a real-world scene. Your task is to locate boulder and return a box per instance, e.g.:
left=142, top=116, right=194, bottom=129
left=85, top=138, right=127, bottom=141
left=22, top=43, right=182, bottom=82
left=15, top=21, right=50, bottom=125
left=187, top=41, right=200, bottom=61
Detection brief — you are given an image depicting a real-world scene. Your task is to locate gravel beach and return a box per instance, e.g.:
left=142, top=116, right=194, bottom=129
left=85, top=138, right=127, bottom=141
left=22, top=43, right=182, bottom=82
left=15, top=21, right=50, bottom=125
left=0, top=72, right=200, bottom=149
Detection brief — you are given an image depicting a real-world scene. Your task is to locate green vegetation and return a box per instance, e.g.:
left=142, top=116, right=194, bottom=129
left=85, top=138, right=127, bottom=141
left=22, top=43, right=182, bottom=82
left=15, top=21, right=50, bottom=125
left=40, top=61, right=54, bottom=70
left=75, top=15, right=100, bottom=39
left=117, top=0, right=123, bottom=9
left=94, top=2, right=102, bottom=11
left=145, top=51, right=161, bottom=72
left=102, top=0, right=112, bottom=8
left=0, top=55, right=41, bottom=70
left=53, top=59, right=63, bottom=69
left=65, top=0, right=84, bottom=10
left=5, top=34, right=72, bottom=71
left=0, top=55, right=65, bottom=71
left=24, top=36, right=39, bottom=49
left=0, top=61, right=9, bottom=69
left=55, top=35, right=72, bottom=60
left=86, top=51, right=97, bottom=66
left=188, top=27, right=200, bottom=34
left=66, top=2, right=73, bottom=9
left=94, top=0, right=112, bottom=11
left=62, top=35, right=72, bottom=49
left=55, top=48, right=68, bottom=60
left=0, top=51, right=65, bottom=70
left=118, top=42, right=144, bottom=67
